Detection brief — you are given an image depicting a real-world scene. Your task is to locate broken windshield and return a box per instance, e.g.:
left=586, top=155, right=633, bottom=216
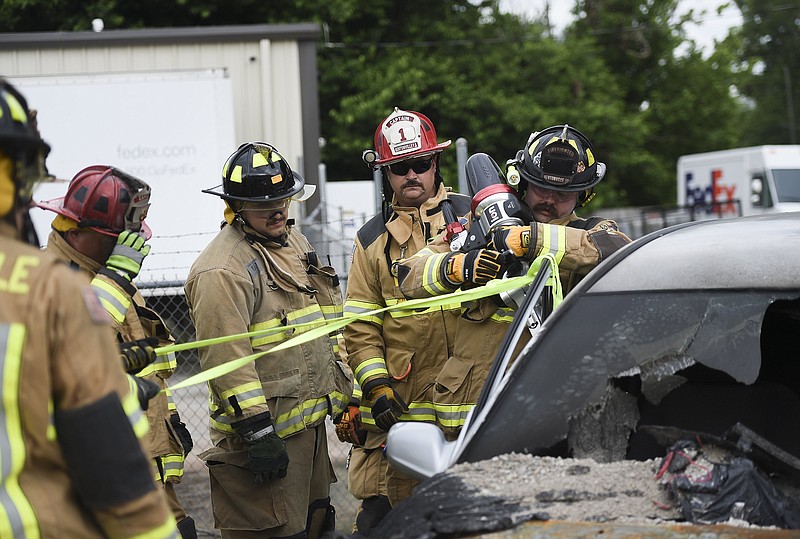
left=458, top=290, right=797, bottom=464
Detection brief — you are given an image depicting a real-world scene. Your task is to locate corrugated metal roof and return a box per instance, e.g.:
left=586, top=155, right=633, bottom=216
left=0, top=23, right=320, bottom=50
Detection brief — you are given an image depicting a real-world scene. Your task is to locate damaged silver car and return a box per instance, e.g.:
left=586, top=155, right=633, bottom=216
left=383, top=212, right=800, bottom=537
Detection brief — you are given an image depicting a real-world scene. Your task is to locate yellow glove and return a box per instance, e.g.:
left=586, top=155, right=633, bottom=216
left=105, top=230, right=151, bottom=281
left=368, top=384, right=409, bottom=432
left=445, top=249, right=505, bottom=286
left=335, top=404, right=366, bottom=445
left=488, top=225, right=534, bottom=258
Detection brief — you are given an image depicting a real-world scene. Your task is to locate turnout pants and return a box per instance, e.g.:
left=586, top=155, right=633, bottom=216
left=203, top=423, right=334, bottom=538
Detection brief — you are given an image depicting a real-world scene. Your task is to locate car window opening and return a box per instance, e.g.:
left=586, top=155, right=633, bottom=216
left=565, top=297, right=800, bottom=475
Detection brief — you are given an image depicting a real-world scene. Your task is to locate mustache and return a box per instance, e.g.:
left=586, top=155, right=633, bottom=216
left=402, top=180, right=424, bottom=189
left=266, top=210, right=287, bottom=222
left=532, top=204, right=557, bottom=216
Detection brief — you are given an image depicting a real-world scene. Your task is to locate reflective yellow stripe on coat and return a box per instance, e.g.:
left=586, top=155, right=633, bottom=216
left=353, top=357, right=390, bottom=389
left=137, top=351, right=177, bottom=378
left=91, top=278, right=131, bottom=325
left=343, top=300, right=384, bottom=326
left=0, top=323, right=40, bottom=539
left=538, top=223, right=567, bottom=264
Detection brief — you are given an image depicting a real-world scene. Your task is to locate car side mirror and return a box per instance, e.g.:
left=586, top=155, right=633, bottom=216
left=385, top=422, right=458, bottom=480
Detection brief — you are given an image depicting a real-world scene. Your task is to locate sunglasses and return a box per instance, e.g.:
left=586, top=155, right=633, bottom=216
left=388, top=157, right=434, bottom=176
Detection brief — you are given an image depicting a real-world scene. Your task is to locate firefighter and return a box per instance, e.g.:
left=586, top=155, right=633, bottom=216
left=342, top=108, right=472, bottom=522
left=394, top=125, right=632, bottom=454
left=497, top=124, right=633, bottom=290
left=184, top=141, right=352, bottom=539
left=0, top=78, right=178, bottom=537
left=398, top=124, right=632, bottom=297
left=36, top=165, right=197, bottom=539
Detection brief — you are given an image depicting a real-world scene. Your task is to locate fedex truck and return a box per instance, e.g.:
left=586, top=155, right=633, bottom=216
left=677, top=145, right=800, bottom=217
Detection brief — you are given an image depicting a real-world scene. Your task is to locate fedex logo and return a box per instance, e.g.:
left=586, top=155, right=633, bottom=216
left=685, top=169, right=738, bottom=215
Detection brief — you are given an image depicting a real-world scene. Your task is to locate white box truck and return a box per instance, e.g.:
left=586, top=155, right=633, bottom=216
left=677, top=145, right=800, bottom=218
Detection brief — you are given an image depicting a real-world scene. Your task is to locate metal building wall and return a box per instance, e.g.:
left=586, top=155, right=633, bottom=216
left=0, top=24, right=321, bottom=198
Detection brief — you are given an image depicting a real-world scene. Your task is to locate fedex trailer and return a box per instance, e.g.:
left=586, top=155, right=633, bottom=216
left=677, top=145, right=800, bottom=217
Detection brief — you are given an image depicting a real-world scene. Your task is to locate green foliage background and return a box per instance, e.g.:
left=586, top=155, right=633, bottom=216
left=2, top=0, right=798, bottom=207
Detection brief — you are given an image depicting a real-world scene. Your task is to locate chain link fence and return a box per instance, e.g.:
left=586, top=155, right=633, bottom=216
left=594, top=200, right=743, bottom=240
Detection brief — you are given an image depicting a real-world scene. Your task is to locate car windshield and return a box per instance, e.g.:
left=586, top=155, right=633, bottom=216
left=772, top=168, right=800, bottom=202
left=458, top=289, right=800, bottom=464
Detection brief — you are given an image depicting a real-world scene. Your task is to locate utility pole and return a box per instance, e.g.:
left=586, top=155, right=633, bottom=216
left=456, top=137, right=469, bottom=195
left=784, top=65, right=797, bottom=143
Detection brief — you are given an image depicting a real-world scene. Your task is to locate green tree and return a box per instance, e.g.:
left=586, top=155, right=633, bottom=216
left=317, top=1, right=635, bottom=209
left=568, top=0, right=747, bottom=204
left=0, top=0, right=750, bottom=206
left=317, top=1, right=542, bottom=184
left=638, top=45, right=747, bottom=203
left=0, top=0, right=333, bottom=31
left=733, top=0, right=800, bottom=144
left=571, top=0, right=686, bottom=110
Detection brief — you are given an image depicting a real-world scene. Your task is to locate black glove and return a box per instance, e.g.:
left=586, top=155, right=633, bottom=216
left=169, top=413, right=194, bottom=456
left=445, top=249, right=506, bottom=286
left=232, top=412, right=289, bottom=483
left=133, top=376, right=160, bottom=411
left=119, top=337, right=159, bottom=374
left=367, top=382, right=409, bottom=432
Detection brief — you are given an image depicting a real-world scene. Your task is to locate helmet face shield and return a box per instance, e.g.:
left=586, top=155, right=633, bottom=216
left=0, top=80, right=50, bottom=217
left=14, top=150, right=48, bottom=204
left=541, top=148, right=581, bottom=182
left=123, top=178, right=151, bottom=236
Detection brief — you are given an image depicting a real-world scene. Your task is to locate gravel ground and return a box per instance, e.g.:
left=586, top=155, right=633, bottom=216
left=367, top=447, right=800, bottom=539
left=174, top=436, right=800, bottom=538
left=175, top=451, right=679, bottom=537
left=448, top=452, right=679, bottom=524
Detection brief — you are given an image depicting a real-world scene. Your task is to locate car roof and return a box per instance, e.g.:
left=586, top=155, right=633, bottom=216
left=586, top=212, right=800, bottom=293
left=455, top=211, right=800, bottom=465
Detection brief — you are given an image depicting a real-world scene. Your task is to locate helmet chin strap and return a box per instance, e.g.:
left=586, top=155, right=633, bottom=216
left=0, top=154, right=42, bottom=246
left=19, top=206, right=40, bottom=246
left=578, top=190, right=596, bottom=208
